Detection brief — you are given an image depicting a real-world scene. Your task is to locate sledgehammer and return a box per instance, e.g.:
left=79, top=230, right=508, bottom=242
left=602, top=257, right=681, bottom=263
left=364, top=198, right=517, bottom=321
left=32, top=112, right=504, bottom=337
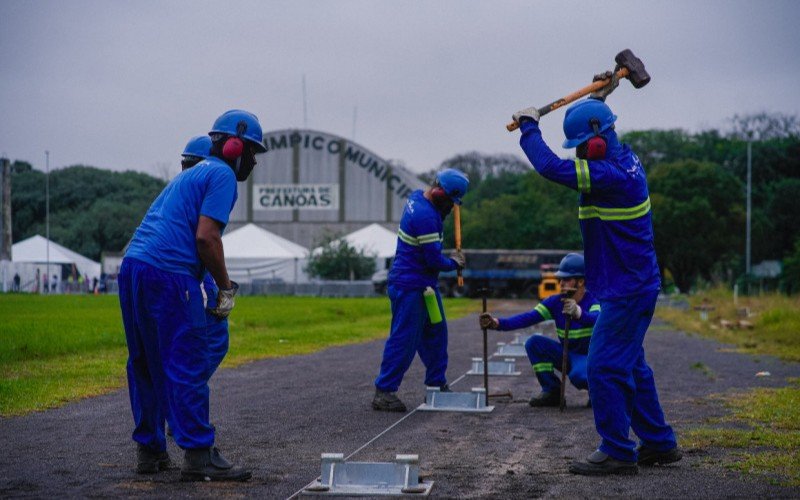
left=506, top=49, right=650, bottom=132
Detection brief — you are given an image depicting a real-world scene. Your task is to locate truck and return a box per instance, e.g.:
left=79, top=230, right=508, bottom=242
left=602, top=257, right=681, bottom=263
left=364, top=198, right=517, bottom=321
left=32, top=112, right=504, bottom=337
left=372, top=249, right=577, bottom=299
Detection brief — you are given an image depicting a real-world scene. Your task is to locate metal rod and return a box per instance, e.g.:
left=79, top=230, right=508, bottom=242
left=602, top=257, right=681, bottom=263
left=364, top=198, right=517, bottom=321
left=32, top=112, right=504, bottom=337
left=559, top=288, right=576, bottom=412
left=481, top=288, right=489, bottom=397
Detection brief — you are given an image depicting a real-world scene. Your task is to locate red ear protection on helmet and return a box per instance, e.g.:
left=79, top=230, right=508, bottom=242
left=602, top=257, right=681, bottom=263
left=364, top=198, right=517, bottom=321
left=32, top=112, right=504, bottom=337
left=430, top=186, right=449, bottom=204
left=586, top=118, right=607, bottom=160
left=222, top=137, right=244, bottom=160
left=221, top=120, right=249, bottom=160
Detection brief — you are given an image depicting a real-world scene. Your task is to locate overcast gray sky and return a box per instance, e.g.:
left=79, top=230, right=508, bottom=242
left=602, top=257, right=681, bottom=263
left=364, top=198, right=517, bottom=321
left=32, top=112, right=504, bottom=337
left=1, top=0, right=798, bottom=177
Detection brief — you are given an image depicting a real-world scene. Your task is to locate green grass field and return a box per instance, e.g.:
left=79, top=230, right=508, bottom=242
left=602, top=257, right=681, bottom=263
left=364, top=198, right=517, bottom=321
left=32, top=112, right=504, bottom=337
left=657, top=289, right=800, bottom=486
left=0, top=294, right=477, bottom=417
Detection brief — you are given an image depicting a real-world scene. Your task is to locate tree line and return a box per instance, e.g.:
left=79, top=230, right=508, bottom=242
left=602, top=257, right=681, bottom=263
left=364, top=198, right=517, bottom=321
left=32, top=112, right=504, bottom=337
left=7, top=113, right=800, bottom=292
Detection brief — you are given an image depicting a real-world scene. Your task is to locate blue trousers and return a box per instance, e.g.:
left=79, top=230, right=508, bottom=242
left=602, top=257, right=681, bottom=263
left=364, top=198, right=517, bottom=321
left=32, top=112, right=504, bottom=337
left=375, top=285, right=448, bottom=392
left=205, top=314, right=229, bottom=381
left=118, top=259, right=214, bottom=451
left=525, top=335, right=588, bottom=393
left=201, top=277, right=229, bottom=381
left=588, top=289, right=677, bottom=462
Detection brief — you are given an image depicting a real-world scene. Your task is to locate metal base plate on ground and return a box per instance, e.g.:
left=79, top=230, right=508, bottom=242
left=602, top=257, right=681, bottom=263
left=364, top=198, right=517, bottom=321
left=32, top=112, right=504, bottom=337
left=466, top=358, right=521, bottom=376
left=416, top=387, right=494, bottom=413
left=493, top=342, right=527, bottom=357
left=303, top=453, right=433, bottom=497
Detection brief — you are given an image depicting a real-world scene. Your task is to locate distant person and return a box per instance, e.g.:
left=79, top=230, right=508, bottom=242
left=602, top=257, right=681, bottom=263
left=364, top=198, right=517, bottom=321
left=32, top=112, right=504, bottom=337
left=118, top=110, right=265, bottom=482
left=13, top=273, right=20, bottom=292
left=512, top=79, right=680, bottom=475
left=42, top=273, right=48, bottom=294
left=479, top=253, right=598, bottom=407
left=35, top=269, right=41, bottom=293
left=92, top=277, right=99, bottom=294
left=51, top=274, right=58, bottom=293
left=372, top=168, right=468, bottom=412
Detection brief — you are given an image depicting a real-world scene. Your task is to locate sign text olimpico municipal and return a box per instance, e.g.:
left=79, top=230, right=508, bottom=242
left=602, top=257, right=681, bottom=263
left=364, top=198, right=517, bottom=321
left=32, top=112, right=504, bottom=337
left=253, top=183, right=339, bottom=210
left=263, top=131, right=416, bottom=199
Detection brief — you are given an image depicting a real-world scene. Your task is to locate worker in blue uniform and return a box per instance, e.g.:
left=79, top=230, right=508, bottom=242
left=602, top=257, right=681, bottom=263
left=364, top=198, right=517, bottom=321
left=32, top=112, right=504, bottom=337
left=119, top=110, right=266, bottom=482
left=512, top=76, right=680, bottom=475
left=479, top=253, right=599, bottom=407
left=181, top=135, right=230, bottom=385
left=372, top=169, right=469, bottom=412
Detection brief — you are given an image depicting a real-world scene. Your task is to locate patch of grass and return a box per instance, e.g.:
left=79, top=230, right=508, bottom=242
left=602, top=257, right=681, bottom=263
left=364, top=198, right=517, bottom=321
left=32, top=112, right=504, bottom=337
left=0, top=294, right=478, bottom=416
left=682, top=379, right=800, bottom=486
left=656, top=288, right=800, bottom=362
left=690, top=361, right=716, bottom=380
left=660, top=290, right=800, bottom=486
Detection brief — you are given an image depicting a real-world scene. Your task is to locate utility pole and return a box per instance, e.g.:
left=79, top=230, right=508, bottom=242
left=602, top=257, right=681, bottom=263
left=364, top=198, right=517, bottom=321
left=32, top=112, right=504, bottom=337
left=1, top=158, right=11, bottom=262
left=45, top=150, right=50, bottom=294
left=745, top=139, right=752, bottom=295
left=302, top=74, right=308, bottom=128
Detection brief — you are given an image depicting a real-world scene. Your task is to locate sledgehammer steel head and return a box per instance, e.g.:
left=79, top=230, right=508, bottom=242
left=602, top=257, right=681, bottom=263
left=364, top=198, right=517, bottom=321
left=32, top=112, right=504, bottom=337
left=615, top=49, right=650, bottom=88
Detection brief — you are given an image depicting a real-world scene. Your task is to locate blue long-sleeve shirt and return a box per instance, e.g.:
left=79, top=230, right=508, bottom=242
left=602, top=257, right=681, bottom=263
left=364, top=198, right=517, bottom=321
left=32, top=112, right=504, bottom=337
left=496, top=292, right=600, bottom=354
left=518, top=120, right=660, bottom=300
left=388, top=190, right=458, bottom=290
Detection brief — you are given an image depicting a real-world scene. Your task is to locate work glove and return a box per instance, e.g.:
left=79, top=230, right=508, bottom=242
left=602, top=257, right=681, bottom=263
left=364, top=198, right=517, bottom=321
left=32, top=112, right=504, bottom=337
left=590, top=69, right=620, bottom=101
left=562, top=298, right=582, bottom=319
left=210, top=281, right=239, bottom=319
left=512, top=107, right=540, bottom=124
left=450, top=249, right=466, bottom=270
left=479, top=312, right=499, bottom=330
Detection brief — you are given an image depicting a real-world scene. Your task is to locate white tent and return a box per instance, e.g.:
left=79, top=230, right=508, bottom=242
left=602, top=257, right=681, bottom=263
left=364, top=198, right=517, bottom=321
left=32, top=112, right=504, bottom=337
left=314, top=223, right=397, bottom=271
left=222, top=223, right=309, bottom=284
left=11, top=235, right=102, bottom=292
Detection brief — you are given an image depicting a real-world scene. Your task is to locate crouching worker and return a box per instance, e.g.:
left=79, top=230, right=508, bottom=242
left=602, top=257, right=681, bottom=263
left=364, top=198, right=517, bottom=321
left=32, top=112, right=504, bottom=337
left=372, top=169, right=469, bottom=412
left=479, top=253, right=598, bottom=407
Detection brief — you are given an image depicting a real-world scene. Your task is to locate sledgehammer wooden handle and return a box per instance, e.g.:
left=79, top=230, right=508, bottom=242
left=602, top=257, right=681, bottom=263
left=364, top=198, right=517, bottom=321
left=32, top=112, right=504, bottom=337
left=454, top=205, right=464, bottom=287
left=506, top=67, right=630, bottom=132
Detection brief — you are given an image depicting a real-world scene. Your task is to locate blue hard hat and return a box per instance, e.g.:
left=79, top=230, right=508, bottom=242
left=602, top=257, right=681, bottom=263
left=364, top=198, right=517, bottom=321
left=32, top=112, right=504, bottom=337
left=554, top=253, right=585, bottom=278
left=209, top=109, right=267, bottom=153
left=182, top=135, right=212, bottom=159
left=562, top=99, right=617, bottom=149
left=436, top=168, right=470, bottom=205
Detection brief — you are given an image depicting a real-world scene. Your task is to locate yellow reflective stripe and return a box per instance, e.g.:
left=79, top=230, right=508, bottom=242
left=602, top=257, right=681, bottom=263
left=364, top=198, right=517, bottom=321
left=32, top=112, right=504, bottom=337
left=574, top=159, right=591, bottom=193
left=578, top=197, right=651, bottom=221
left=534, top=303, right=552, bottom=321
left=589, top=304, right=601, bottom=312
left=533, top=362, right=554, bottom=373
left=557, top=327, right=593, bottom=339
left=417, top=232, right=442, bottom=244
left=397, top=229, right=419, bottom=246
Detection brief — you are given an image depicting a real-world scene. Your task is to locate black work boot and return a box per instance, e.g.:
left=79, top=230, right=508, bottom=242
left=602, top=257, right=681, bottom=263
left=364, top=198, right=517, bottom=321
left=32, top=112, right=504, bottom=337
left=637, top=446, right=683, bottom=466
left=180, top=447, right=252, bottom=482
left=439, top=384, right=452, bottom=392
left=569, top=450, right=638, bottom=476
left=372, top=389, right=407, bottom=412
left=136, top=444, right=174, bottom=474
left=529, top=391, right=560, bottom=407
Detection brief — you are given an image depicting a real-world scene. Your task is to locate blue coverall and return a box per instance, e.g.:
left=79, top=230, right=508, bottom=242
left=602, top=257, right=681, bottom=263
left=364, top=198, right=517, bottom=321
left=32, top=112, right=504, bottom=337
left=119, top=157, right=237, bottom=453
left=519, top=118, right=677, bottom=462
left=374, top=190, right=459, bottom=393
left=496, top=293, right=600, bottom=394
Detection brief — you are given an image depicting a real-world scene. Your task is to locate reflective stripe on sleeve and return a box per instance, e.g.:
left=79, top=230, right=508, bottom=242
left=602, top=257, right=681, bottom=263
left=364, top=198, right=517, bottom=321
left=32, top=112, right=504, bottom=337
left=578, top=197, right=651, bottom=221
left=533, top=362, right=554, bottom=373
left=589, top=304, right=601, bottom=312
left=398, top=229, right=442, bottom=246
left=574, top=159, right=591, bottom=193
left=534, top=303, right=552, bottom=321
